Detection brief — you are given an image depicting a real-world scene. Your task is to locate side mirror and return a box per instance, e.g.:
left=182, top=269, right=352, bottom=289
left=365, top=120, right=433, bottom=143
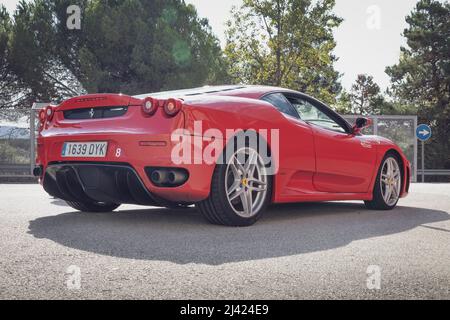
left=352, top=117, right=372, bottom=134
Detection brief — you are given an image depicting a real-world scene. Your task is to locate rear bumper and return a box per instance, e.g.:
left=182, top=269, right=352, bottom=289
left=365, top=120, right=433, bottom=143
left=42, top=159, right=214, bottom=204
left=37, top=132, right=216, bottom=203
left=44, top=163, right=161, bottom=205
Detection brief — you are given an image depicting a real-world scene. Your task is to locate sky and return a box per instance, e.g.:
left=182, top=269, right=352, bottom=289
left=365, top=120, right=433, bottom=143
left=185, top=0, right=421, bottom=91
left=1, top=0, right=433, bottom=91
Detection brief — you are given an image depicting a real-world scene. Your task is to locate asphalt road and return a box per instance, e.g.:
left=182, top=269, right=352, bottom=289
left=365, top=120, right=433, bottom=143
left=0, top=183, right=449, bottom=299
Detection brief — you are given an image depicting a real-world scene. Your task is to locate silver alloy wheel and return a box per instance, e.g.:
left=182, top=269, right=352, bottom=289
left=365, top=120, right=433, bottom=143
left=380, top=157, right=401, bottom=206
left=225, top=147, right=268, bottom=218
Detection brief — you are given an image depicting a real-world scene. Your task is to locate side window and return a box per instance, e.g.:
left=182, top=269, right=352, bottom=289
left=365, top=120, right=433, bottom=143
left=261, top=93, right=299, bottom=119
left=287, top=97, right=347, bottom=133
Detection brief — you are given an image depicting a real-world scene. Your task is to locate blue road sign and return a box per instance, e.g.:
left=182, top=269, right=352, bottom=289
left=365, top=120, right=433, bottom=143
left=416, top=124, right=432, bottom=141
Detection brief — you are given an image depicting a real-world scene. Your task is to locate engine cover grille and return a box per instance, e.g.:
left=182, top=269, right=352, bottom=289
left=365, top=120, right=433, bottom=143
left=63, top=106, right=128, bottom=120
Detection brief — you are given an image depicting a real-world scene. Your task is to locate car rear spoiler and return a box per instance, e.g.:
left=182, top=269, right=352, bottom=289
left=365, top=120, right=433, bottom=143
left=56, top=94, right=143, bottom=111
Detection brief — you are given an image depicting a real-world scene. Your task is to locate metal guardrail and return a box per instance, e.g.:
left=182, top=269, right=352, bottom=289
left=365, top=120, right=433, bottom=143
left=0, top=164, right=33, bottom=178
left=417, top=169, right=450, bottom=176
left=0, top=164, right=30, bottom=169
left=0, top=176, right=34, bottom=179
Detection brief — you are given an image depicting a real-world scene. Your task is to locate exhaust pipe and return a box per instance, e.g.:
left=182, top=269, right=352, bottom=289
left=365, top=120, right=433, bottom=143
left=150, top=170, right=169, bottom=184
left=168, top=170, right=188, bottom=185
left=146, top=167, right=189, bottom=187
left=33, top=166, right=43, bottom=177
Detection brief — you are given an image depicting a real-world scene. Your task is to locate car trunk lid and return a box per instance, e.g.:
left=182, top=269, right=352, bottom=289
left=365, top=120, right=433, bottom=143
left=57, top=93, right=142, bottom=111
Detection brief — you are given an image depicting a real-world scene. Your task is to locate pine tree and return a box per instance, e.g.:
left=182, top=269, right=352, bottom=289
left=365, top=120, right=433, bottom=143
left=5, top=0, right=228, bottom=106
left=349, top=74, right=384, bottom=115
left=386, top=0, right=450, bottom=171
left=225, top=0, right=342, bottom=105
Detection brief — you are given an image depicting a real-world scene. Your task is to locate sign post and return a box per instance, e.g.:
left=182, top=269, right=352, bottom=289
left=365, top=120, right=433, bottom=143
left=416, top=124, right=432, bottom=183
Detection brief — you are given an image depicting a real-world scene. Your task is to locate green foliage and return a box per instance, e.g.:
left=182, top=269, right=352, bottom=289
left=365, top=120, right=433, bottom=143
left=335, top=74, right=388, bottom=115
left=333, top=90, right=352, bottom=115
left=224, top=0, right=342, bottom=105
left=335, top=74, right=424, bottom=118
left=0, top=139, right=30, bottom=164
left=4, top=0, right=86, bottom=107
left=55, top=0, right=227, bottom=94
left=1, top=0, right=228, bottom=106
left=0, top=5, right=24, bottom=109
left=386, top=0, right=450, bottom=170
left=349, top=75, right=384, bottom=115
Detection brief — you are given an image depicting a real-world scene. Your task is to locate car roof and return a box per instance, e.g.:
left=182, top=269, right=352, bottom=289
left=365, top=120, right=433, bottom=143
left=133, top=85, right=297, bottom=100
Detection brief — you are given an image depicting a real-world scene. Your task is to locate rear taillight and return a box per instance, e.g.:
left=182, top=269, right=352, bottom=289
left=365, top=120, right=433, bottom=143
left=38, top=109, right=46, bottom=124
left=164, top=98, right=182, bottom=117
left=45, top=106, right=54, bottom=121
left=142, top=97, right=158, bottom=115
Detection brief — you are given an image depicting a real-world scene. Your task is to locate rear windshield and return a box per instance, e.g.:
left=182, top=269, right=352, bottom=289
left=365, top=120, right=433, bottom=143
left=134, top=86, right=245, bottom=100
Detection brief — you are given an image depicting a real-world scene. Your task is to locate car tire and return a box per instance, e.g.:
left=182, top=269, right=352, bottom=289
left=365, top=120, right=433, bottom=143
left=66, top=200, right=120, bottom=212
left=197, top=145, right=272, bottom=226
left=365, top=152, right=402, bottom=210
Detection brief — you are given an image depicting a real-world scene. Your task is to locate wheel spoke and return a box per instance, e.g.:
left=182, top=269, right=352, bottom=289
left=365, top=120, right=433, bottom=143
left=390, top=160, right=396, bottom=176
left=247, top=164, right=257, bottom=180
left=229, top=187, right=244, bottom=201
left=240, top=190, right=253, bottom=215
left=233, top=155, right=245, bottom=173
left=248, top=178, right=267, bottom=186
left=227, top=179, right=241, bottom=196
left=244, top=150, right=257, bottom=174
left=229, top=162, right=240, bottom=179
left=248, top=178, right=267, bottom=192
left=392, top=183, right=399, bottom=198
left=249, top=185, right=266, bottom=192
left=384, top=185, right=392, bottom=202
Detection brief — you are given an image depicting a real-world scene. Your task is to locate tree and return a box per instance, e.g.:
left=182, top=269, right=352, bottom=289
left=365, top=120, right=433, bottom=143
left=334, top=75, right=387, bottom=115
left=386, top=0, right=450, bottom=171
left=348, top=74, right=384, bottom=115
left=50, top=0, right=228, bottom=94
left=0, top=6, right=24, bottom=110
left=225, top=0, right=342, bottom=105
left=0, top=6, right=13, bottom=108
left=333, top=90, right=352, bottom=114
left=4, top=0, right=228, bottom=107
left=6, top=0, right=85, bottom=108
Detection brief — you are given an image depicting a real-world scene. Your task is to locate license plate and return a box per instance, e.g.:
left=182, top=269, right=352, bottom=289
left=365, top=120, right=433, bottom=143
left=62, top=142, right=108, bottom=158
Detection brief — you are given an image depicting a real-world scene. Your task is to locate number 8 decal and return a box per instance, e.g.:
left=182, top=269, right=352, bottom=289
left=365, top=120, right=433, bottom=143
left=115, top=148, right=122, bottom=158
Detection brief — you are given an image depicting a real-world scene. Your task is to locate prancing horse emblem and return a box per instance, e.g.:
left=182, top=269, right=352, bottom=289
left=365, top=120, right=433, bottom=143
left=89, top=108, right=94, bottom=118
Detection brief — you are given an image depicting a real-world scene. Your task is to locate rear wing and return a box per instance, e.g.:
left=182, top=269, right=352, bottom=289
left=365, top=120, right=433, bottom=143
left=57, top=94, right=142, bottom=111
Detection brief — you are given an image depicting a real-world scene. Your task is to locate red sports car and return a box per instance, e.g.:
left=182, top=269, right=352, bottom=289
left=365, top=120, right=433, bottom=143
left=35, top=85, right=410, bottom=226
